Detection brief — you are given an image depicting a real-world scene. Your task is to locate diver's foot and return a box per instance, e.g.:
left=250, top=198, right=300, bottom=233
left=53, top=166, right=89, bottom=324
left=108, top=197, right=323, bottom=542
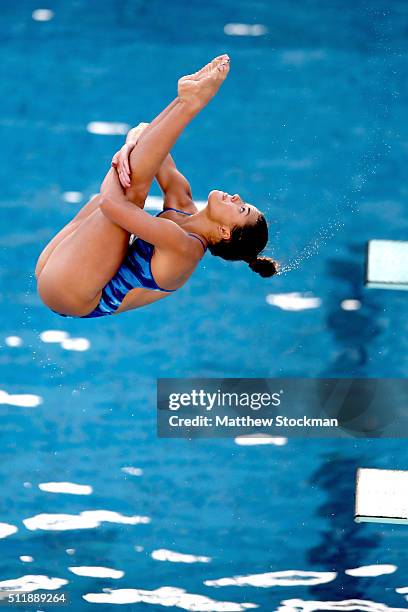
left=186, top=55, right=229, bottom=81
left=178, top=55, right=230, bottom=111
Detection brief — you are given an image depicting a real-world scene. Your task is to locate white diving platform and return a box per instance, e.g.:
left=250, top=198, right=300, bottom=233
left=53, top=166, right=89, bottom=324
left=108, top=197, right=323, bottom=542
left=355, top=468, right=408, bottom=525
left=365, top=240, right=408, bottom=290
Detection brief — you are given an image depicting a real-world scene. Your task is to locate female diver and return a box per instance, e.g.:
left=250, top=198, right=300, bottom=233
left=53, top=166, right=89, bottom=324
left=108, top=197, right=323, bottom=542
left=35, top=55, right=278, bottom=319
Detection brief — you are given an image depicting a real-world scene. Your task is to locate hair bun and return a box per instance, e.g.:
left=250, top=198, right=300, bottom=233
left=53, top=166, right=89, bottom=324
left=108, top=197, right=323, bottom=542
left=248, top=256, right=278, bottom=278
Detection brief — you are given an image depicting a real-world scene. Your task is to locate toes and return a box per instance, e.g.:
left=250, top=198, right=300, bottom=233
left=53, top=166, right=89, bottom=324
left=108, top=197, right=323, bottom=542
left=216, top=63, right=230, bottom=80
left=214, top=54, right=230, bottom=65
left=217, top=61, right=230, bottom=73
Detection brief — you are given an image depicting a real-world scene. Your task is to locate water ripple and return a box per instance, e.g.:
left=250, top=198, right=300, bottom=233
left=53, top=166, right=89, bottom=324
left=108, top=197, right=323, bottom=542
left=224, top=23, right=267, bottom=37
left=61, top=338, right=90, bottom=352
left=205, top=570, right=336, bottom=588
left=23, top=510, right=150, bottom=531
left=83, top=586, right=257, bottom=610
left=86, top=122, right=129, bottom=136
left=395, top=586, right=408, bottom=601
left=0, top=390, right=42, bottom=408
left=69, top=566, right=124, bottom=579
left=62, top=192, right=83, bottom=204
left=234, top=435, right=288, bottom=446
left=38, top=482, right=93, bottom=495
left=39, top=331, right=90, bottom=351
left=32, top=9, right=54, bottom=21
left=266, top=293, right=322, bottom=311
left=0, top=523, right=18, bottom=539
left=5, top=336, right=23, bottom=347
left=345, top=565, right=397, bottom=577
left=0, top=575, right=67, bottom=596
left=277, top=598, right=406, bottom=611
left=151, top=549, right=211, bottom=563
left=39, top=331, right=69, bottom=343
left=121, top=466, right=143, bottom=476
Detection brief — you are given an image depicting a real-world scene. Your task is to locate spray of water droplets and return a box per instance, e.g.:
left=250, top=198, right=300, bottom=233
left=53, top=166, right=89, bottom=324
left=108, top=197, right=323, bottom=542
left=270, top=164, right=375, bottom=276
left=277, top=215, right=346, bottom=275
left=266, top=111, right=386, bottom=277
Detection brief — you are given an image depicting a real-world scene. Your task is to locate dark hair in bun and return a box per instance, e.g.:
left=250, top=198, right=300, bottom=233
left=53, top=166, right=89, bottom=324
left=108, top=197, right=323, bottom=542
left=208, top=211, right=278, bottom=278
left=248, top=256, right=278, bottom=278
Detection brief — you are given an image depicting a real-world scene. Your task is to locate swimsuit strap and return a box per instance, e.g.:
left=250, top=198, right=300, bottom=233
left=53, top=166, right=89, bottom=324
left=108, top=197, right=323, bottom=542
left=188, top=232, right=207, bottom=253
left=156, top=208, right=207, bottom=252
left=156, top=207, right=192, bottom=217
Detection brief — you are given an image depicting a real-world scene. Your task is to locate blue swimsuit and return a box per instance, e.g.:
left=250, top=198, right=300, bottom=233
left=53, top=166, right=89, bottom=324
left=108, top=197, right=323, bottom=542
left=55, top=208, right=206, bottom=319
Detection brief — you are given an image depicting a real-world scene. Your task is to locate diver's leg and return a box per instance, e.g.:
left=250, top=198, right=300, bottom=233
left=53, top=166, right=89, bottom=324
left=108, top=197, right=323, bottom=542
left=37, top=205, right=135, bottom=316
left=125, top=56, right=230, bottom=203
left=35, top=195, right=103, bottom=279
left=36, top=96, right=190, bottom=282
left=109, top=56, right=229, bottom=204
left=134, top=55, right=230, bottom=140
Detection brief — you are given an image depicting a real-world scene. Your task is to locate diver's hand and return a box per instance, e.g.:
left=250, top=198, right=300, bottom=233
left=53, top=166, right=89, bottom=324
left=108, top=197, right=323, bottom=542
left=112, top=122, right=150, bottom=189
left=111, top=143, right=135, bottom=189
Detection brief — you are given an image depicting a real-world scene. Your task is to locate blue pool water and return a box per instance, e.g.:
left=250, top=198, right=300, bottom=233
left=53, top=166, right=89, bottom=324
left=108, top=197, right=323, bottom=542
left=1, top=0, right=407, bottom=610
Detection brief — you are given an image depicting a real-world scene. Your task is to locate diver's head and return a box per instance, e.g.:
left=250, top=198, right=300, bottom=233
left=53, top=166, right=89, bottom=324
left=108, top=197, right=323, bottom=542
left=206, top=189, right=278, bottom=277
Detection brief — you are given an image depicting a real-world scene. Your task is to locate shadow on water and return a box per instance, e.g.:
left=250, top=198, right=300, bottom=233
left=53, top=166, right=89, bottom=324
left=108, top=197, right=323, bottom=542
left=322, top=243, right=383, bottom=376
left=307, top=454, right=380, bottom=600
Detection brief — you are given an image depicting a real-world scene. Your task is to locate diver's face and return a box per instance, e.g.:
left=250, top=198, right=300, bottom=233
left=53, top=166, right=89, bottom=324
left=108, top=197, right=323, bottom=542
left=207, top=190, right=259, bottom=230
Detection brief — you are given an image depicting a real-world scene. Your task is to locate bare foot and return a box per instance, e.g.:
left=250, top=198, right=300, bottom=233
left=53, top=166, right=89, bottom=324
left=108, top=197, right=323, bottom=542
left=178, top=55, right=230, bottom=111
left=182, top=54, right=229, bottom=81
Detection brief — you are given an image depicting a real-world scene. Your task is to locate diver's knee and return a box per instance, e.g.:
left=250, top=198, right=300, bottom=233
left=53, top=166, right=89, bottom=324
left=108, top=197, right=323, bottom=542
left=125, top=184, right=149, bottom=207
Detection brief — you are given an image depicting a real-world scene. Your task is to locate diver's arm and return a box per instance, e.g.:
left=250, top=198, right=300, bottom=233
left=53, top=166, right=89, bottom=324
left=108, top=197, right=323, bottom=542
left=115, top=125, right=196, bottom=212
left=100, top=167, right=127, bottom=203
left=99, top=193, right=191, bottom=252
left=159, top=163, right=196, bottom=213
left=111, top=123, right=179, bottom=197
left=104, top=139, right=192, bottom=213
